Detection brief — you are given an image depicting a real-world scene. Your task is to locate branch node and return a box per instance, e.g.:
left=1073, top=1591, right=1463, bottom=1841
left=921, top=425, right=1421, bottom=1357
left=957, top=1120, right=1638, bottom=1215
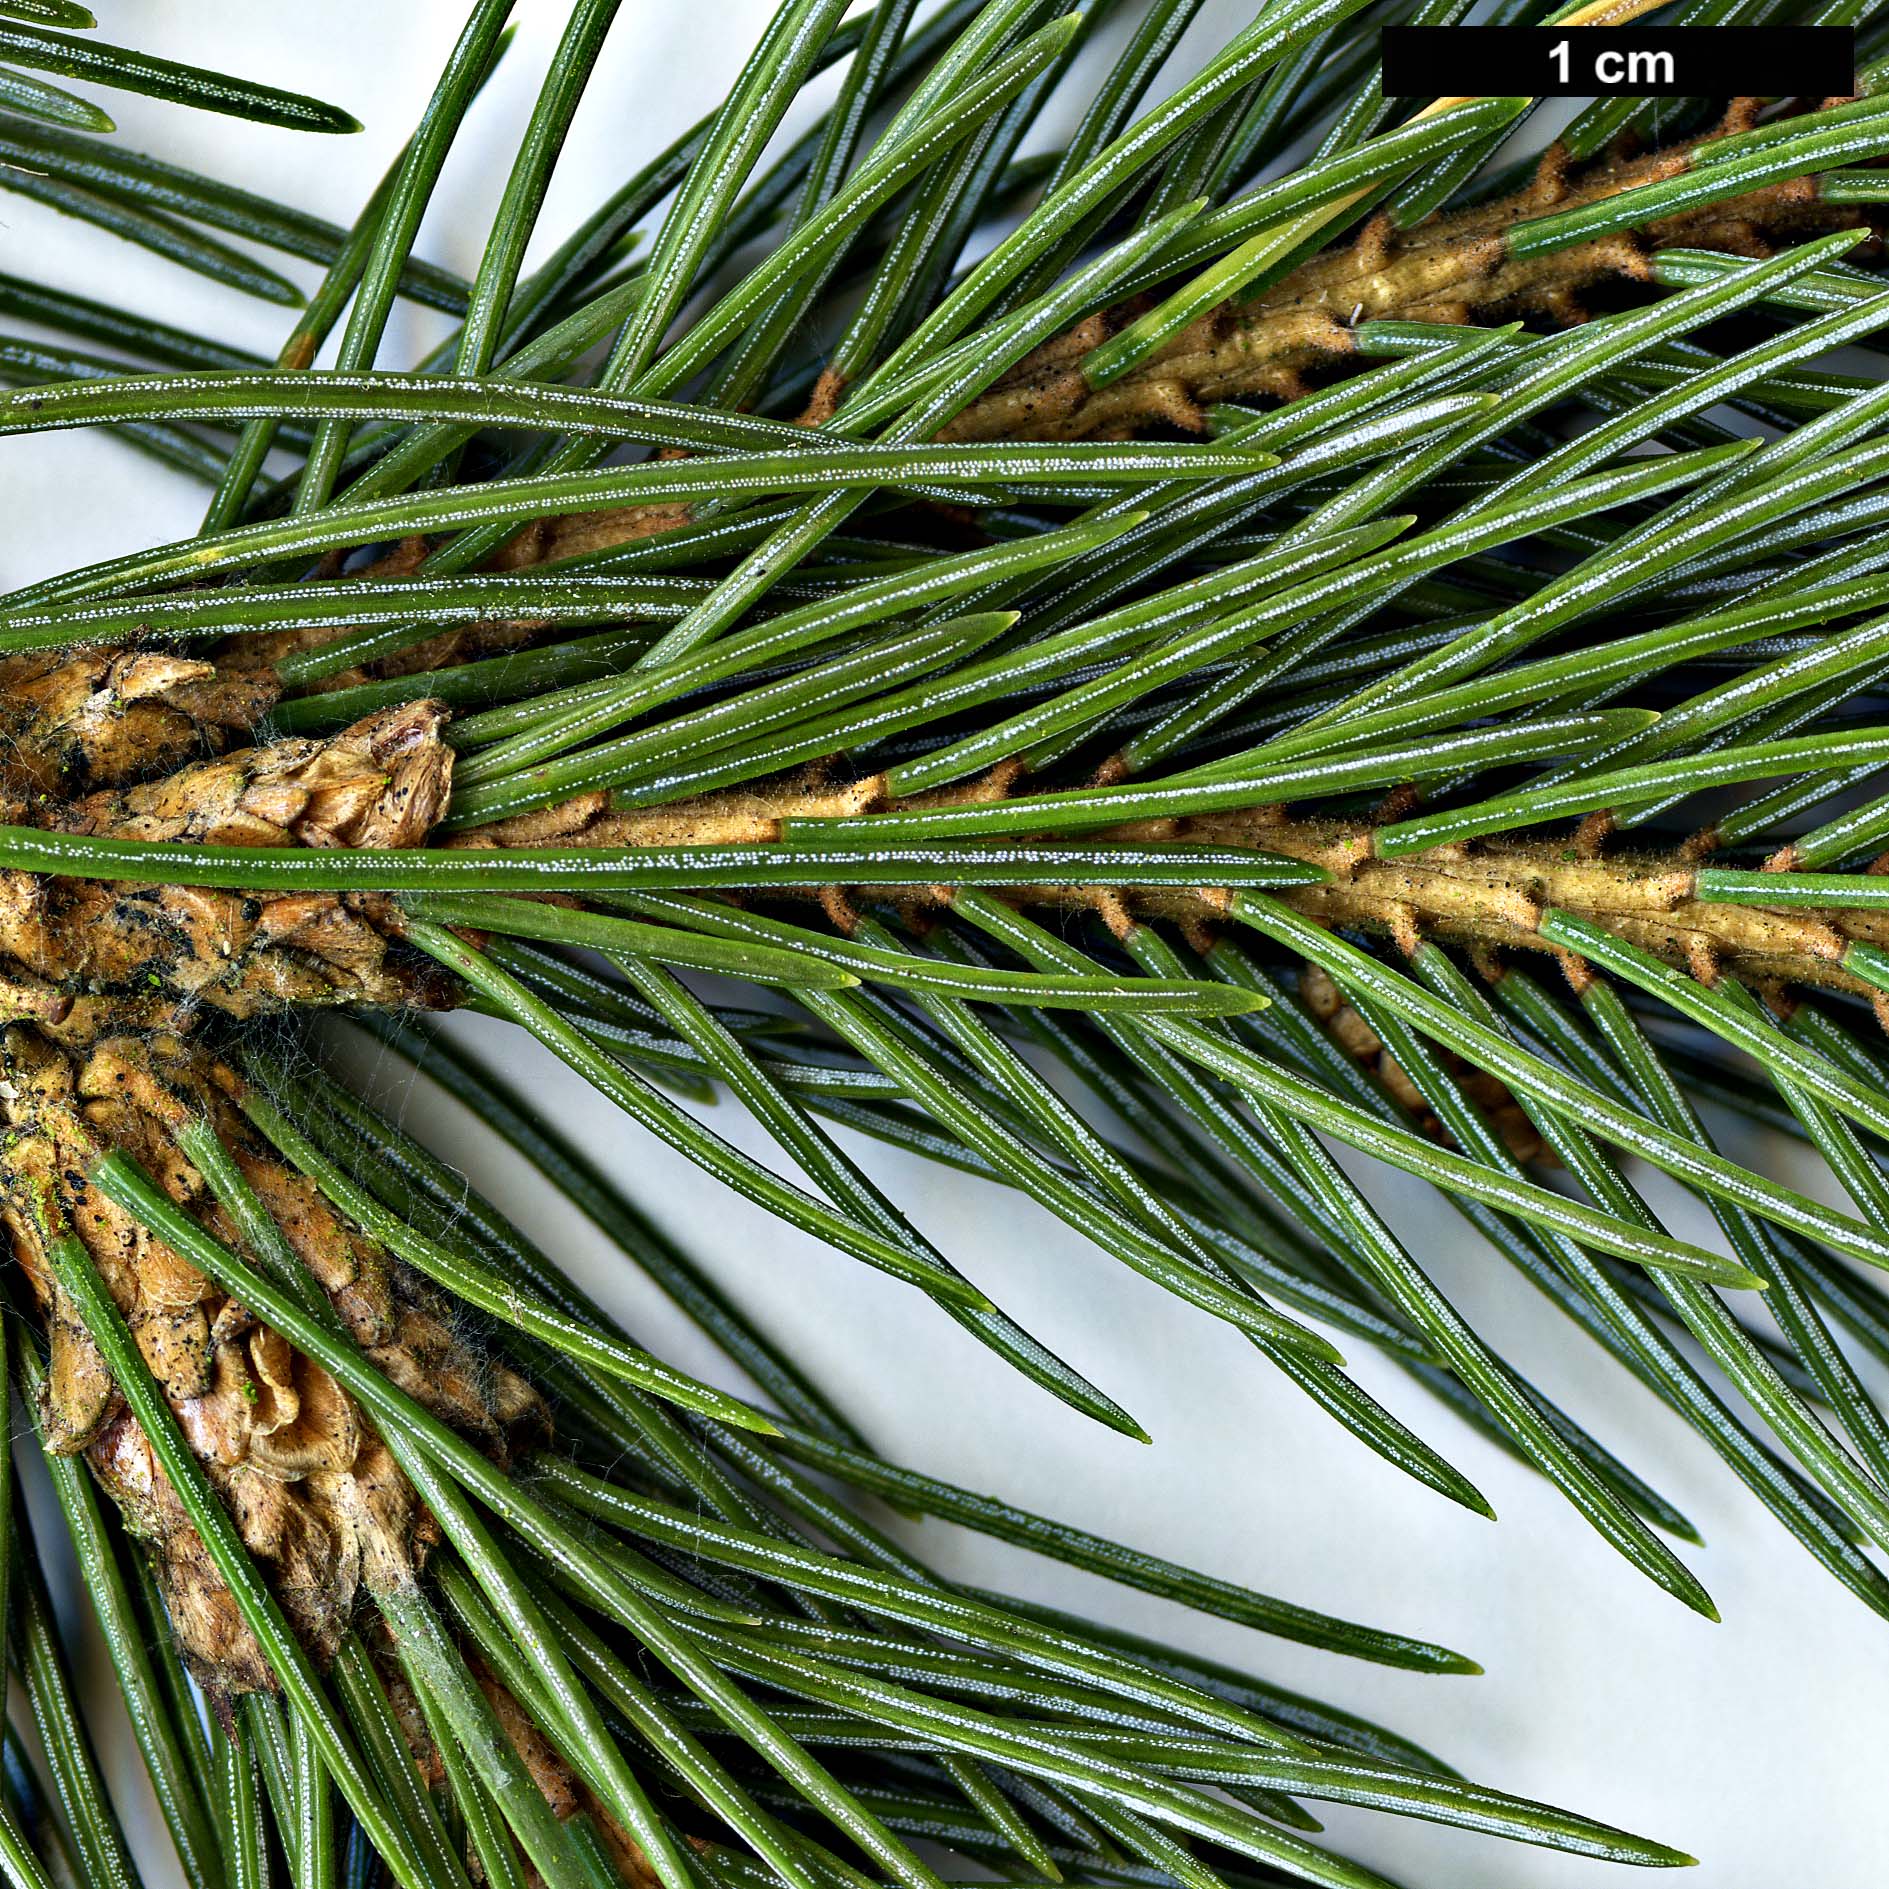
left=1573, top=810, right=1615, bottom=858
left=1527, top=141, right=1572, bottom=209
left=1095, top=890, right=1137, bottom=941
left=818, top=886, right=859, bottom=937
left=1554, top=947, right=1595, bottom=996
left=1387, top=902, right=1422, bottom=960
left=1354, top=211, right=1398, bottom=275
left=1469, top=945, right=1506, bottom=985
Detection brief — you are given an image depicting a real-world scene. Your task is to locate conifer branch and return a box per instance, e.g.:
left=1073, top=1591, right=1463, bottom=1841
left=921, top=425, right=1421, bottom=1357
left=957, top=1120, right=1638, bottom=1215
left=8, top=8, right=1889, bottom=1886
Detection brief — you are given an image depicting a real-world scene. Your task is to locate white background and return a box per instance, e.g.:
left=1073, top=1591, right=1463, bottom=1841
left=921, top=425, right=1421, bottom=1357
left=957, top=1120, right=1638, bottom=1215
left=6, top=4, right=1889, bottom=1884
